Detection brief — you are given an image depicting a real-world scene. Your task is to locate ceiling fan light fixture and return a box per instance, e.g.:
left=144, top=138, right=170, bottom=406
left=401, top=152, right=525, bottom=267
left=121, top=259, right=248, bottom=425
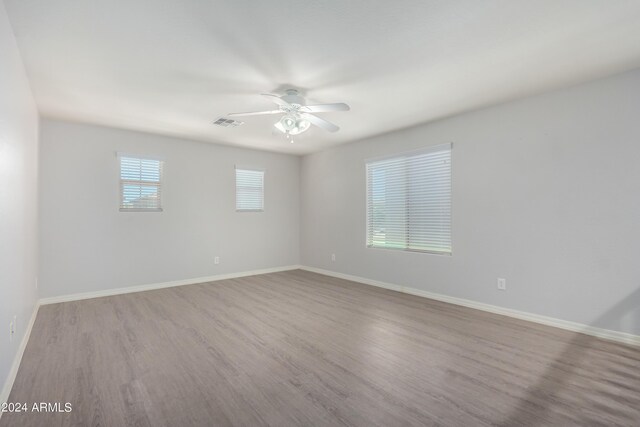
left=281, top=115, right=296, bottom=130
left=294, top=118, right=310, bottom=134
left=274, top=114, right=310, bottom=135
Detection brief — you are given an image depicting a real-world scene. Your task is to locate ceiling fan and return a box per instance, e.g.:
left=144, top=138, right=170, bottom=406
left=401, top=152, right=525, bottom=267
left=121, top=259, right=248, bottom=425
left=227, top=89, right=350, bottom=142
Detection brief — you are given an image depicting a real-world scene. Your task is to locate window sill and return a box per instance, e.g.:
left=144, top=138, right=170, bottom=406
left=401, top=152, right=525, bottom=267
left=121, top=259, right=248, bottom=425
left=366, top=245, right=452, bottom=256
left=119, top=208, right=163, bottom=212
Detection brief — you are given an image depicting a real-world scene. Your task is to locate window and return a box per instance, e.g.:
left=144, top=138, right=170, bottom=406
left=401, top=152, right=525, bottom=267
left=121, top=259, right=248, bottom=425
left=236, top=168, right=264, bottom=211
left=366, top=143, right=451, bottom=254
left=119, top=155, right=163, bottom=211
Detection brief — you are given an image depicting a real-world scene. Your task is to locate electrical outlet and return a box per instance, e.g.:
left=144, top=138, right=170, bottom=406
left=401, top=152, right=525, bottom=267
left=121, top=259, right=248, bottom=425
left=497, top=278, right=506, bottom=291
left=214, top=256, right=220, bottom=265
left=331, top=253, right=336, bottom=262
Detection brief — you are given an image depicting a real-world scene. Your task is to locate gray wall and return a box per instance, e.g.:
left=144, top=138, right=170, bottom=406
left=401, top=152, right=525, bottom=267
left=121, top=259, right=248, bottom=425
left=301, top=69, right=640, bottom=335
left=33, top=67, right=640, bottom=337
left=0, top=2, right=39, bottom=398
left=39, top=119, right=300, bottom=298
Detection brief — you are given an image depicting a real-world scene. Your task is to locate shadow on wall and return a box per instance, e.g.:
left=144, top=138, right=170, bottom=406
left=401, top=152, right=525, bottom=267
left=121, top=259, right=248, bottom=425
left=499, top=286, right=640, bottom=426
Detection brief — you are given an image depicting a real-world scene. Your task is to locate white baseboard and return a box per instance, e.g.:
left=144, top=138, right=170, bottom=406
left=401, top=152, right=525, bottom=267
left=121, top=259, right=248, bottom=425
left=299, top=266, right=640, bottom=347
left=3, top=264, right=637, bottom=417
left=5, top=263, right=636, bottom=412
left=1, top=301, right=40, bottom=412
left=39, top=265, right=302, bottom=305
left=1, top=265, right=302, bottom=413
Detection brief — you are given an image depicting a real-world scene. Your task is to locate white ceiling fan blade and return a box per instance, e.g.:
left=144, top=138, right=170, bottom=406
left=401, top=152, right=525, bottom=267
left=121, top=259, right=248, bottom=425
left=300, top=112, right=340, bottom=132
left=227, top=110, right=282, bottom=117
left=261, top=93, right=291, bottom=107
left=300, top=103, right=350, bottom=113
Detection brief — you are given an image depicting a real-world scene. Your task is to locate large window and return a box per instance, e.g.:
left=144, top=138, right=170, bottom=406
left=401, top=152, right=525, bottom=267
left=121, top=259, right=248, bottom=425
left=366, top=143, right=452, bottom=254
left=236, top=168, right=264, bottom=211
left=119, top=155, right=163, bottom=211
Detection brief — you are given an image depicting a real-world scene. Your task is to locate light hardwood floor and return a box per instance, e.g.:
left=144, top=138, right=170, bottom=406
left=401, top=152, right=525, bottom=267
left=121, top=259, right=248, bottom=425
left=2, top=270, right=639, bottom=426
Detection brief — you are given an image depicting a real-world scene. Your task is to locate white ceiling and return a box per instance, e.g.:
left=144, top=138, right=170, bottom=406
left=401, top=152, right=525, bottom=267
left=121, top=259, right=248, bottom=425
left=5, top=0, right=640, bottom=155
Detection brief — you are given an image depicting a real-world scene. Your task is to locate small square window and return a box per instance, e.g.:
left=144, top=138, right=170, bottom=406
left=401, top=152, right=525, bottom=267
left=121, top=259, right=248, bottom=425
left=119, top=155, right=163, bottom=211
left=236, top=168, right=264, bottom=212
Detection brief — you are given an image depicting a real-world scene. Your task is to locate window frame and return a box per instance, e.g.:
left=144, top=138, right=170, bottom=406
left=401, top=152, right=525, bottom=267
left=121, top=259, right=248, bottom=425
left=235, top=167, right=265, bottom=212
left=365, top=143, right=452, bottom=255
left=118, top=153, right=164, bottom=212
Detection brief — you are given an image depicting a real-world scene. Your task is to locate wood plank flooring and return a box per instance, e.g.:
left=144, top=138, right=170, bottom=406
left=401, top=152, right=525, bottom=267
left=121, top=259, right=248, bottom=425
left=2, top=270, right=639, bottom=426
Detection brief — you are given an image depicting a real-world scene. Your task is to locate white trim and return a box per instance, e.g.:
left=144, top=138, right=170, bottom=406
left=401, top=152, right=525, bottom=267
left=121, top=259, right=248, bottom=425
left=364, top=141, right=452, bottom=164
left=299, top=266, right=640, bottom=347
left=2, top=265, right=301, bottom=412
left=116, top=151, right=164, bottom=161
left=1, top=302, right=40, bottom=411
left=5, top=263, right=636, bottom=415
left=234, top=165, right=265, bottom=172
left=39, top=265, right=301, bottom=305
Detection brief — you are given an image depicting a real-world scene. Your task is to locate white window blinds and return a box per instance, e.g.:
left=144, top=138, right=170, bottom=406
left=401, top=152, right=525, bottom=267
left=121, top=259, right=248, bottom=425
left=236, top=168, right=264, bottom=211
left=119, top=155, right=163, bottom=211
left=366, top=144, right=452, bottom=254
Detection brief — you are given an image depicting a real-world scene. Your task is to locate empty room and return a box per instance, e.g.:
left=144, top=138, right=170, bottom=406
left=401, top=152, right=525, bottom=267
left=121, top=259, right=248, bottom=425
left=1, top=0, right=640, bottom=426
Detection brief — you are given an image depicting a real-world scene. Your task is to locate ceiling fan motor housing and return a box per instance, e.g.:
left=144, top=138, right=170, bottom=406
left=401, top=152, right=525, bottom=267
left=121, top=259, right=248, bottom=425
left=281, top=89, right=305, bottom=107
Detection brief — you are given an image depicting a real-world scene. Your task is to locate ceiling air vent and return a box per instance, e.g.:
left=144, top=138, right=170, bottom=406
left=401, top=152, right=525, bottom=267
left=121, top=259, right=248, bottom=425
left=213, top=117, right=244, bottom=127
